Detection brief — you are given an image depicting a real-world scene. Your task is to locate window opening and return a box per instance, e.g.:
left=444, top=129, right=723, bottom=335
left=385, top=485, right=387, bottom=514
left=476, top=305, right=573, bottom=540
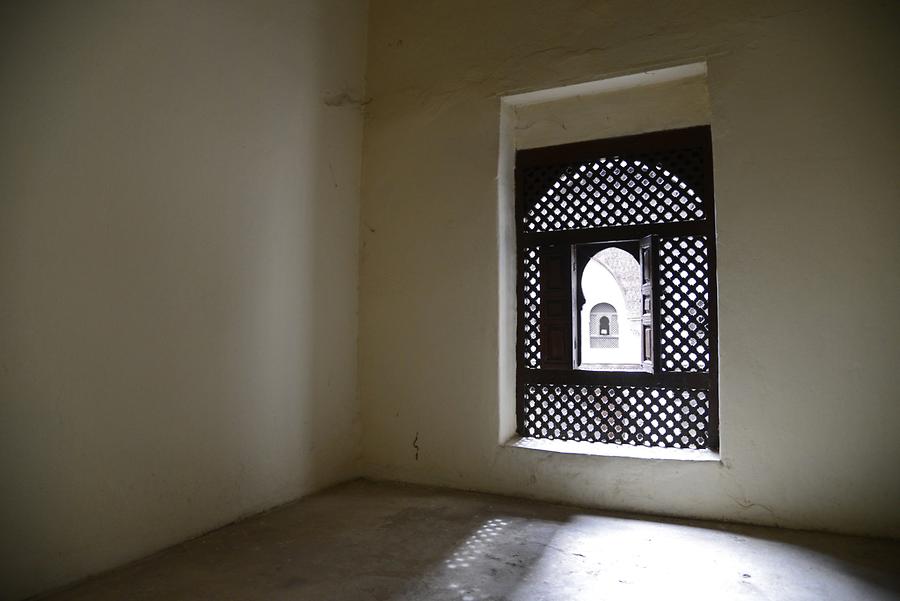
left=514, top=126, right=718, bottom=451
left=579, top=247, right=641, bottom=371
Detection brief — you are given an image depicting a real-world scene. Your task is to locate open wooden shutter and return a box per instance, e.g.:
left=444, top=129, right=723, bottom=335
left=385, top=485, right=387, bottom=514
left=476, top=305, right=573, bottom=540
left=640, top=235, right=657, bottom=373
left=539, top=245, right=574, bottom=370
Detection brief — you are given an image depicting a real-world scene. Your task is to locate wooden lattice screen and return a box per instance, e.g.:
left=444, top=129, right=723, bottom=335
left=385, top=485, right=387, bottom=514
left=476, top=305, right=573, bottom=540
left=515, top=126, right=719, bottom=450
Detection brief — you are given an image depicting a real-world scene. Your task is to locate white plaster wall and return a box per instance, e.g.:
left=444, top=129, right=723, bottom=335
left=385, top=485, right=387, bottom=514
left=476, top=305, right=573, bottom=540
left=515, top=72, right=712, bottom=150
left=359, top=1, right=900, bottom=538
left=0, top=1, right=367, bottom=599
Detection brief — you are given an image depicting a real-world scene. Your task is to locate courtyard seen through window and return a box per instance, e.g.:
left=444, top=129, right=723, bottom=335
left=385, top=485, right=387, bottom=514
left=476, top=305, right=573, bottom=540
left=578, top=246, right=642, bottom=371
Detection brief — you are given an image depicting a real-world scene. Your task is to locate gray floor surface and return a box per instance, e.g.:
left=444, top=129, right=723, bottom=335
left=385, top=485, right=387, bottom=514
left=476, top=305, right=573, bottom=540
left=38, top=479, right=900, bottom=601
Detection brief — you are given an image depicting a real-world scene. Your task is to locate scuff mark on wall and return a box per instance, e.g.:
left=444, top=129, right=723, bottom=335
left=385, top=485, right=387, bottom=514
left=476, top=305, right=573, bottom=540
left=323, top=90, right=372, bottom=108
left=413, top=432, right=420, bottom=461
left=515, top=117, right=568, bottom=131
left=328, top=163, right=338, bottom=189
left=728, top=494, right=779, bottom=526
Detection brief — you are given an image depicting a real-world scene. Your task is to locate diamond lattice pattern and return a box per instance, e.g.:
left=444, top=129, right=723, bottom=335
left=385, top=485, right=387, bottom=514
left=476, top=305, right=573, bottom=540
left=659, top=237, right=711, bottom=372
left=522, top=150, right=705, bottom=233
left=521, top=384, right=710, bottom=449
left=522, top=247, right=541, bottom=368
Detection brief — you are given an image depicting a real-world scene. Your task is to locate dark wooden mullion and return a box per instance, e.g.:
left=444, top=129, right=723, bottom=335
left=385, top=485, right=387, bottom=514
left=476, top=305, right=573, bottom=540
left=651, top=234, right=663, bottom=376
left=521, top=219, right=713, bottom=247
left=639, top=235, right=655, bottom=373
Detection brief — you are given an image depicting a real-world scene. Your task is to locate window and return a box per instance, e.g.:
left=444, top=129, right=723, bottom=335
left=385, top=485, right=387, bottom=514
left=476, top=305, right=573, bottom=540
left=514, top=126, right=719, bottom=450
left=579, top=247, right=641, bottom=369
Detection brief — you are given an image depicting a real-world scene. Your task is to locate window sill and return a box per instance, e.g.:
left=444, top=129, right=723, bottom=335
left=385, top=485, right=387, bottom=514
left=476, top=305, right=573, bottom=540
left=504, top=436, right=720, bottom=462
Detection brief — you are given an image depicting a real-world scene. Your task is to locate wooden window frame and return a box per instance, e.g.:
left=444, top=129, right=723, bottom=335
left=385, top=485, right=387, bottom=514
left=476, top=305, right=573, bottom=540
left=514, top=126, right=719, bottom=451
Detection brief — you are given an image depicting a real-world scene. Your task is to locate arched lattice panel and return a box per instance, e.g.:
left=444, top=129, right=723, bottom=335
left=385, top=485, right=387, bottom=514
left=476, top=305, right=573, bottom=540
left=520, top=148, right=707, bottom=233
left=521, top=384, right=710, bottom=449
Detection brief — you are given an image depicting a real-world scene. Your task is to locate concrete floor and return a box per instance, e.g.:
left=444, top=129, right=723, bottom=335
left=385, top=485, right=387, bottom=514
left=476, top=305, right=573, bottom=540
left=39, top=480, right=900, bottom=601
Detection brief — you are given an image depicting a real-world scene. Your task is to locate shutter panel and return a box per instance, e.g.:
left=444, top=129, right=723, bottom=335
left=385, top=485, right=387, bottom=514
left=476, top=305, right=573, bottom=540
left=539, top=245, right=574, bottom=370
left=640, top=235, right=657, bottom=373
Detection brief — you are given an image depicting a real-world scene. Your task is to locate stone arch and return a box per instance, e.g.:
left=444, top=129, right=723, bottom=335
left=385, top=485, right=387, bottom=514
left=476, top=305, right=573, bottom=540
left=590, top=248, right=641, bottom=319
